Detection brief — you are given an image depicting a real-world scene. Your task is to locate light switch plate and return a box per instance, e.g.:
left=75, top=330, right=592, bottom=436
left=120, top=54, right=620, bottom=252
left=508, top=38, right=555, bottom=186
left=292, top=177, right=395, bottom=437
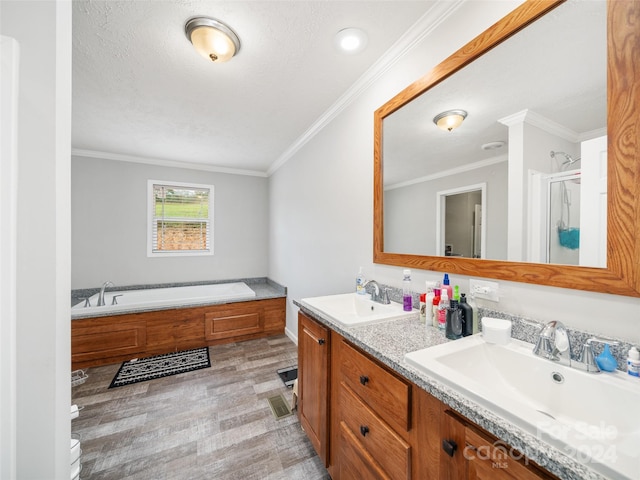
left=469, top=279, right=499, bottom=302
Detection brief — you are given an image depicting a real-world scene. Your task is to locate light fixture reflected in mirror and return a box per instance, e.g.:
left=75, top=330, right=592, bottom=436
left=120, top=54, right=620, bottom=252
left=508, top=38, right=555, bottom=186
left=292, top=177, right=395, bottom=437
left=185, top=17, right=241, bottom=63
left=433, top=109, right=468, bottom=132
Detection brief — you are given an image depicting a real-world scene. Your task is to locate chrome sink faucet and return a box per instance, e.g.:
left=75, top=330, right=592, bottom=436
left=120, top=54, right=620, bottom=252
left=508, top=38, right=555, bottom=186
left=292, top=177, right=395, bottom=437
left=574, top=337, right=619, bottom=373
left=363, top=280, right=390, bottom=304
left=97, top=281, right=114, bottom=306
left=533, top=320, right=572, bottom=366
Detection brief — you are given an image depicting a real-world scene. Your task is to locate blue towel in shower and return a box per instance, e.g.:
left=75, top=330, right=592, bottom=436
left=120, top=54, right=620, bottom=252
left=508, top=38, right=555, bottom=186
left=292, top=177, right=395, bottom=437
left=558, top=227, right=580, bottom=250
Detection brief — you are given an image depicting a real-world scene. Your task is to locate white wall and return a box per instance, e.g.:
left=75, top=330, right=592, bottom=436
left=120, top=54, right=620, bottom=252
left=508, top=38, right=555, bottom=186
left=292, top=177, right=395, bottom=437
left=1, top=1, right=72, bottom=478
left=71, top=156, right=269, bottom=289
left=269, top=0, right=640, bottom=344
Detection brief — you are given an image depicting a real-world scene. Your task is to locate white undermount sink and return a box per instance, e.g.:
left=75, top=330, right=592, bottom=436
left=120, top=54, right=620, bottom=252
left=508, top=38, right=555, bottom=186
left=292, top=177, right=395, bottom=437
left=404, top=335, right=640, bottom=480
left=300, top=292, right=414, bottom=327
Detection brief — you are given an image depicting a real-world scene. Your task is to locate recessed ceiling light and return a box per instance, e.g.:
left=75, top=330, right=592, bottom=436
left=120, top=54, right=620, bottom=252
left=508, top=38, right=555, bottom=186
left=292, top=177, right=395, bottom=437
left=334, top=28, right=368, bottom=54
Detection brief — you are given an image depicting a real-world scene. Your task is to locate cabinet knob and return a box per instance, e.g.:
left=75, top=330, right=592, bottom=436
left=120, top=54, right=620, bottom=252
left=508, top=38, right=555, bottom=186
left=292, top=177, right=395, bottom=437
left=442, top=439, right=458, bottom=457
left=360, top=425, right=369, bottom=437
left=317, top=338, right=325, bottom=345
left=359, top=375, right=369, bottom=385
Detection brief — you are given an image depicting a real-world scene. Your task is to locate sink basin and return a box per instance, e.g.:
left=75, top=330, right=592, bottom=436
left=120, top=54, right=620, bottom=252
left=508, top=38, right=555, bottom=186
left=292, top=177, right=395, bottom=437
left=300, top=293, right=414, bottom=327
left=405, top=335, right=640, bottom=479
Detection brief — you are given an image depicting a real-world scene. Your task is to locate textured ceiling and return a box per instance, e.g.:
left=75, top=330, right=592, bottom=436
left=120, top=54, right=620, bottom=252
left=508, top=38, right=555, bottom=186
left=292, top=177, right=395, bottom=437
left=72, top=0, right=437, bottom=174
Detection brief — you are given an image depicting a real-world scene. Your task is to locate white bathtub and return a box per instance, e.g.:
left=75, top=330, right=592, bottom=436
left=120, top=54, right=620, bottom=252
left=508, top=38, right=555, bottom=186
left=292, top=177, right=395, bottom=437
left=72, top=282, right=256, bottom=318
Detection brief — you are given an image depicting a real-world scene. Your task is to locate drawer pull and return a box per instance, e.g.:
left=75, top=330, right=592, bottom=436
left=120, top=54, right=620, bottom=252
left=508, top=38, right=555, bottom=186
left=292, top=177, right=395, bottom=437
left=318, top=338, right=325, bottom=345
left=359, top=375, right=369, bottom=386
left=442, top=439, right=458, bottom=457
left=360, top=425, right=370, bottom=437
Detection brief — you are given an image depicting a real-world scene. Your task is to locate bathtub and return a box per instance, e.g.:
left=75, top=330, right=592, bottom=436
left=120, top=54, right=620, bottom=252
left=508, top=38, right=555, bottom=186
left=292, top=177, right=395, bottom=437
left=71, top=282, right=256, bottom=318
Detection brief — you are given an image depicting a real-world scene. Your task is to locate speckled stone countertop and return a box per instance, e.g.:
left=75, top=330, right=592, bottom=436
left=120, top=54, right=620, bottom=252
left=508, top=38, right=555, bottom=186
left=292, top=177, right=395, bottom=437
left=296, top=297, right=609, bottom=480
left=71, top=278, right=286, bottom=320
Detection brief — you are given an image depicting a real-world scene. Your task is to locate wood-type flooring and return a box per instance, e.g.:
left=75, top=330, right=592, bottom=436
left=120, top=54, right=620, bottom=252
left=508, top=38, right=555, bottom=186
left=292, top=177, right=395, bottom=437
left=72, top=335, right=329, bottom=480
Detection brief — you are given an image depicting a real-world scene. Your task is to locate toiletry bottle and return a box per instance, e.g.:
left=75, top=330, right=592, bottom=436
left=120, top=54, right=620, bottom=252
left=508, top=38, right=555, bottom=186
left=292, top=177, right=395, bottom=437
left=442, top=273, right=453, bottom=300
left=432, top=288, right=441, bottom=328
left=445, top=301, right=462, bottom=340
left=437, top=289, right=449, bottom=330
left=458, top=293, right=474, bottom=337
left=356, top=267, right=366, bottom=295
left=627, top=347, right=640, bottom=377
left=425, top=282, right=435, bottom=327
left=596, top=344, right=618, bottom=372
left=453, top=285, right=460, bottom=302
left=402, top=269, right=413, bottom=311
left=419, top=293, right=427, bottom=323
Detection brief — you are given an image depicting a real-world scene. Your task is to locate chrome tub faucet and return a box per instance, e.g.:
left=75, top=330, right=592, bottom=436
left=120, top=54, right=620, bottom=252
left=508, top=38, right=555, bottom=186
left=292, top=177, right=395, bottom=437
left=97, top=281, right=114, bottom=306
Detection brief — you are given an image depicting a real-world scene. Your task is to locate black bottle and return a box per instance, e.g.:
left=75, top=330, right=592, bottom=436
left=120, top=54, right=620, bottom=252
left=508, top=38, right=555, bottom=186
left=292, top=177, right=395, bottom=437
left=445, top=299, right=462, bottom=340
left=459, top=294, right=474, bottom=337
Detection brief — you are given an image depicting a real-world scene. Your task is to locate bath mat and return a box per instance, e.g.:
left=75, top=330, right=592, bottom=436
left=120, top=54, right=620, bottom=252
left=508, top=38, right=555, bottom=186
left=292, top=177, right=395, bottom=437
left=267, top=393, right=293, bottom=420
left=108, top=347, right=211, bottom=388
left=277, top=365, right=298, bottom=388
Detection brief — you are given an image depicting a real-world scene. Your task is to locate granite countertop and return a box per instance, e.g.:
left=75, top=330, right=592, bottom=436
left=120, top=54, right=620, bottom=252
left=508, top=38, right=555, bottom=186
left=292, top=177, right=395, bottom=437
left=71, top=278, right=286, bottom=320
left=296, top=298, right=607, bottom=480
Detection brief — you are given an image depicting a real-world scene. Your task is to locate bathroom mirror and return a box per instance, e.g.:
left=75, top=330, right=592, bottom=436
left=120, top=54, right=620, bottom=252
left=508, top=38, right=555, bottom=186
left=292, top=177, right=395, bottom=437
left=373, top=0, right=640, bottom=297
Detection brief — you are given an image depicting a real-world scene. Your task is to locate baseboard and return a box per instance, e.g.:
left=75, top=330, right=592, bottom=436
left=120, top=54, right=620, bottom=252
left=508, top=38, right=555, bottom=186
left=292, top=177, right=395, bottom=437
left=284, top=326, right=298, bottom=345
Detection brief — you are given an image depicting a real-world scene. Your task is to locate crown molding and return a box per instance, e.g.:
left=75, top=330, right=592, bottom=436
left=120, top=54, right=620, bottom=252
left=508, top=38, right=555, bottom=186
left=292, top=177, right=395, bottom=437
left=385, top=154, right=507, bottom=191
left=498, top=109, right=581, bottom=143
left=267, top=0, right=465, bottom=177
left=71, top=149, right=268, bottom=178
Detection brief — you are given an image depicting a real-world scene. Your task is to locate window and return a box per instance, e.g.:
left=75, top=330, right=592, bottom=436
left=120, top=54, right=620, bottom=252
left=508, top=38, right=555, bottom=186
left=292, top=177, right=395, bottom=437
left=147, top=180, right=214, bottom=257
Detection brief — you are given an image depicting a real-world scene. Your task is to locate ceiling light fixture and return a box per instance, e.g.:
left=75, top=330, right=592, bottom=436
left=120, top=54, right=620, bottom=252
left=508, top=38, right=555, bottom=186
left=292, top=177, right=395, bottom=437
left=433, top=109, right=468, bottom=132
left=334, top=28, right=368, bottom=54
left=185, top=17, right=240, bottom=63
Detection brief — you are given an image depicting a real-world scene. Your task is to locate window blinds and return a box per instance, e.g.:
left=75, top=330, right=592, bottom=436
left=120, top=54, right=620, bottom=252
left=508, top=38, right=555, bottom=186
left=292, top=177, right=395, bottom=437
left=152, top=184, right=211, bottom=252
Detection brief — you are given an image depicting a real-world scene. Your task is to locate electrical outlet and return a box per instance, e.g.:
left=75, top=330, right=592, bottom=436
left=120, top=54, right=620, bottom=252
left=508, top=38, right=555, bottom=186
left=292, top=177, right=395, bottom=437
left=469, top=279, right=499, bottom=302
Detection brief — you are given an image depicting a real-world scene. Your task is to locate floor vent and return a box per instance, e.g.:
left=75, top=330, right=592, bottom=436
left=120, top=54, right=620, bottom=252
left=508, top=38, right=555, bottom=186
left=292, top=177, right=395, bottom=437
left=267, top=394, right=293, bottom=420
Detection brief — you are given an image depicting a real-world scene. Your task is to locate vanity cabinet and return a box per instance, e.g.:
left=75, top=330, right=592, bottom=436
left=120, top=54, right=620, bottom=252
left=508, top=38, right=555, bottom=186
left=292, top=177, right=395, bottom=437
left=297, top=311, right=560, bottom=480
left=297, top=311, right=330, bottom=465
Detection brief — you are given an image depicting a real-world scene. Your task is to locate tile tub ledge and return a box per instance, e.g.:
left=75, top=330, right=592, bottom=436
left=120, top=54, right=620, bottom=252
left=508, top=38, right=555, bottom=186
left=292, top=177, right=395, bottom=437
left=71, top=278, right=286, bottom=320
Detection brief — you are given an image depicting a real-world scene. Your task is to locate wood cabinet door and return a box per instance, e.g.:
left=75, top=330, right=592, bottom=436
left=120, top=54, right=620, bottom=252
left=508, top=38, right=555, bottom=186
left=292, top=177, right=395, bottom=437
left=298, top=312, right=330, bottom=466
left=466, top=428, right=554, bottom=480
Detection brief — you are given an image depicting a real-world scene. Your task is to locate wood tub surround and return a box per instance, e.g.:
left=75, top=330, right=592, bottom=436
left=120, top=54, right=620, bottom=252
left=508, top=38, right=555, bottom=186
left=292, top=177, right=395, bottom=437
left=297, top=310, right=562, bottom=480
left=72, top=298, right=285, bottom=369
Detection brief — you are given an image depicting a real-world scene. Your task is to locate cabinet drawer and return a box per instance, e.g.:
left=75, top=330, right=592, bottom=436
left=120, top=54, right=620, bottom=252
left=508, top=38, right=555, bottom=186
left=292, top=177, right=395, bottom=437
left=339, top=421, right=391, bottom=480
left=340, top=385, right=411, bottom=480
left=340, top=340, right=411, bottom=431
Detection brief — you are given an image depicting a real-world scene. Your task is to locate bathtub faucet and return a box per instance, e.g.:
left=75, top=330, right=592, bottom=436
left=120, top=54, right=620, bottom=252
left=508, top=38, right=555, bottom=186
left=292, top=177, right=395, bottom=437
left=97, top=281, right=114, bottom=306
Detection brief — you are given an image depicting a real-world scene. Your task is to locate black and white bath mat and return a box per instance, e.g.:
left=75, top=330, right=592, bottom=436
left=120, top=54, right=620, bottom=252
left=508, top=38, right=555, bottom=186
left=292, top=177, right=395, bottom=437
left=109, top=347, right=211, bottom=388
left=277, top=365, right=298, bottom=388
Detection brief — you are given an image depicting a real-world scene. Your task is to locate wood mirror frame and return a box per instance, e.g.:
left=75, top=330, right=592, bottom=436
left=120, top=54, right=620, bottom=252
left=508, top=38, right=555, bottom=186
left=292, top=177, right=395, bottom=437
left=374, top=0, right=640, bottom=297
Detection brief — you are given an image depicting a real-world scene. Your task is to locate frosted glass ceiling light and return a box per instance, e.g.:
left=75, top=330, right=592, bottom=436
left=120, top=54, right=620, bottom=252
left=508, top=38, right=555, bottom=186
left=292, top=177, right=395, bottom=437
left=433, top=110, right=468, bottom=132
left=185, top=17, right=241, bottom=63
left=334, top=28, right=368, bottom=54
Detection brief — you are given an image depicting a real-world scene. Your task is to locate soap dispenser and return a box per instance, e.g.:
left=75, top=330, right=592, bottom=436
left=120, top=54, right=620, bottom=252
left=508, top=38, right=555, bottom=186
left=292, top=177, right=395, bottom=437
left=595, top=344, right=618, bottom=372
